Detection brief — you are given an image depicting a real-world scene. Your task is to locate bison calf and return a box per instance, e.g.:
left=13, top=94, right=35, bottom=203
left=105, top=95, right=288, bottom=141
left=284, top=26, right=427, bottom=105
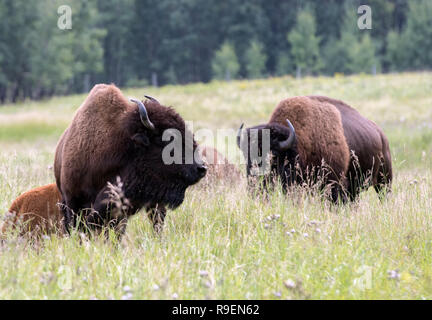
left=1, top=184, right=63, bottom=237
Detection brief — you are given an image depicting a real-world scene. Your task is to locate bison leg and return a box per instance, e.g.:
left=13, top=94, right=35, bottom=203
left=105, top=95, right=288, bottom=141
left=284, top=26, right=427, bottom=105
left=374, top=155, right=392, bottom=200
left=330, top=183, right=347, bottom=204
left=147, top=204, right=167, bottom=234
left=346, top=157, right=368, bottom=202
left=60, top=196, right=83, bottom=234
left=59, top=200, right=72, bottom=234
left=92, top=187, right=125, bottom=228
left=346, top=172, right=362, bottom=202
left=88, top=189, right=110, bottom=230
left=105, top=217, right=129, bottom=241
left=90, top=186, right=132, bottom=240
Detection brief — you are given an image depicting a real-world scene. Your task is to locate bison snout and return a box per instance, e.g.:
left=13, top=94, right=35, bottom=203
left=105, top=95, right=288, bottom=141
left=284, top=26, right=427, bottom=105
left=180, top=163, right=207, bottom=185
left=190, top=163, right=207, bottom=184
left=196, top=164, right=207, bottom=178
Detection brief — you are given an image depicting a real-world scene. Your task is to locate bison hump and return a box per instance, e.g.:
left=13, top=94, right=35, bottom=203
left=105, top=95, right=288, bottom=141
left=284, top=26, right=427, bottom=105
left=270, top=96, right=350, bottom=179
left=75, top=84, right=131, bottom=127
left=59, top=84, right=134, bottom=183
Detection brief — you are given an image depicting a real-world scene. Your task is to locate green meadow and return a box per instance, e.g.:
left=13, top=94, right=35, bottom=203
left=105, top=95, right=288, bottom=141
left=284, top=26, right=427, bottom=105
left=0, top=72, right=431, bottom=299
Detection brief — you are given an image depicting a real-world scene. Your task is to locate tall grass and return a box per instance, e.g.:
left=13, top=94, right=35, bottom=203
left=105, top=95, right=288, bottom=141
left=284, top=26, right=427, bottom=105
left=0, top=72, right=431, bottom=299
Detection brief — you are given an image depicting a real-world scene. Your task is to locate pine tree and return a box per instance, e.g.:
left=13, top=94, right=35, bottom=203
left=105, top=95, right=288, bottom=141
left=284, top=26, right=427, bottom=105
left=0, top=0, right=39, bottom=102
left=245, top=40, right=267, bottom=79
left=275, top=52, right=292, bottom=76
left=338, top=7, right=378, bottom=74
left=69, top=0, right=106, bottom=93
left=97, top=0, right=134, bottom=86
left=386, top=31, right=407, bottom=72
left=348, top=34, right=377, bottom=74
left=287, top=9, right=321, bottom=77
left=322, top=36, right=348, bottom=75
left=212, top=42, right=240, bottom=81
left=401, top=0, right=432, bottom=69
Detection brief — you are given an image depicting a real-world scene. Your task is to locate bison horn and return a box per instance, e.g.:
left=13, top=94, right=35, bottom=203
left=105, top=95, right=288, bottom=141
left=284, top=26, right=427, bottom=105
left=236, top=123, right=244, bottom=148
left=144, top=95, right=160, bottom=104
left=130, top=98, right=155, bottom=131
left=278, top=119, right=296, bottom=151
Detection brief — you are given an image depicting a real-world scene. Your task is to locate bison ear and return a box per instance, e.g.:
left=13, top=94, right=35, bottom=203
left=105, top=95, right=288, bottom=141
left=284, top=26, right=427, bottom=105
left=131, top=133, right=150, bottom=147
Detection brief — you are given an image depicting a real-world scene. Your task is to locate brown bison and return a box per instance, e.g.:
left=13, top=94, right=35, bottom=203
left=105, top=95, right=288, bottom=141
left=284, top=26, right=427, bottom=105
left=54, top=84, right=207, bottom=235
left=1, top=184, right=63, bottom=236
left=199, top=145, right=241, bottom=185
left=237, top=96, right=392, bottom=202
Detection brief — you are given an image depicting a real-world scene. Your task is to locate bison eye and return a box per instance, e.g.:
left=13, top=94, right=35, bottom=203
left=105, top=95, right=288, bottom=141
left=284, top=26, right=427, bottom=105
left=131, top=133, right=150, bottom=147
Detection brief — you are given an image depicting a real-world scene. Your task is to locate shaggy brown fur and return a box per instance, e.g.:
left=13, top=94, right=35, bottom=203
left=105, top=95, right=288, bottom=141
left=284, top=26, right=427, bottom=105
left=240, top=95, right=392, bottom=202
left=270, top=96, right=350, bottom=189
left=55, top=84, right=206, bottom=235
left=307, top=95, right=392, bottom=199
left=199, top=146, right=241, bottom=185
left=1, top=184, right=63, bottom=236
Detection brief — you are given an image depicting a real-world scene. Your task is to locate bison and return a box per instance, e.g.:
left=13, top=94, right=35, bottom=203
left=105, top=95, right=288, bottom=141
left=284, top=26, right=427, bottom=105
left=237, top=96, right=392, bottom=202
left=1, top=184, right=63, bottom=237
left=54, top=84, right=207, bottom=236
left=198, top=145, right=241, bottom=186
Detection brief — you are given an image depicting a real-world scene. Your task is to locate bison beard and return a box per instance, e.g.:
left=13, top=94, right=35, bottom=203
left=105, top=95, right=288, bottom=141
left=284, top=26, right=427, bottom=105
left=54, top=84, right=206, bottom=236
left=123, top=169, right=188, bottom=210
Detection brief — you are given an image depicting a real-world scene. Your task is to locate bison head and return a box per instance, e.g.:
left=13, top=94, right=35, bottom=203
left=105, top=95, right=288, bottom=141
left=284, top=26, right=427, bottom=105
left=122, top=97, right=207, bottom=210
left=236, top=120, right=299, bottom=190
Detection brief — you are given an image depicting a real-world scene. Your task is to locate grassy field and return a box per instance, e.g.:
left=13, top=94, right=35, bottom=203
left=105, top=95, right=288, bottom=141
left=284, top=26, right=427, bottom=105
left=0, top=72, right=431, bottom=299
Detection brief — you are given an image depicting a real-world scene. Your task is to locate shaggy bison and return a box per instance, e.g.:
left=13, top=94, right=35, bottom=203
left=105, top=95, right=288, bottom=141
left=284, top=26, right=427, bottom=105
left=54, top=84, right=207, bottom=235
left=1, top=184, right=63, bottom=236
left=237, top=96, right=392, bottom=202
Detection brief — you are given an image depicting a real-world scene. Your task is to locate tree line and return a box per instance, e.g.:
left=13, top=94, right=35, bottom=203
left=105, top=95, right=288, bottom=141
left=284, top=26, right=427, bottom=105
left=0, top=0, right=431, bottom=104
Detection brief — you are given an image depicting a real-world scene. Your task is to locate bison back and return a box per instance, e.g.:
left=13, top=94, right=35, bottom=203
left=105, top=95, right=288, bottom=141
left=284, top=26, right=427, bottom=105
left=308, top=95, right=392, bottom=187
left=54, top=84, right=133, bottom=205
left=269, top=96, right=350, bottom=183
